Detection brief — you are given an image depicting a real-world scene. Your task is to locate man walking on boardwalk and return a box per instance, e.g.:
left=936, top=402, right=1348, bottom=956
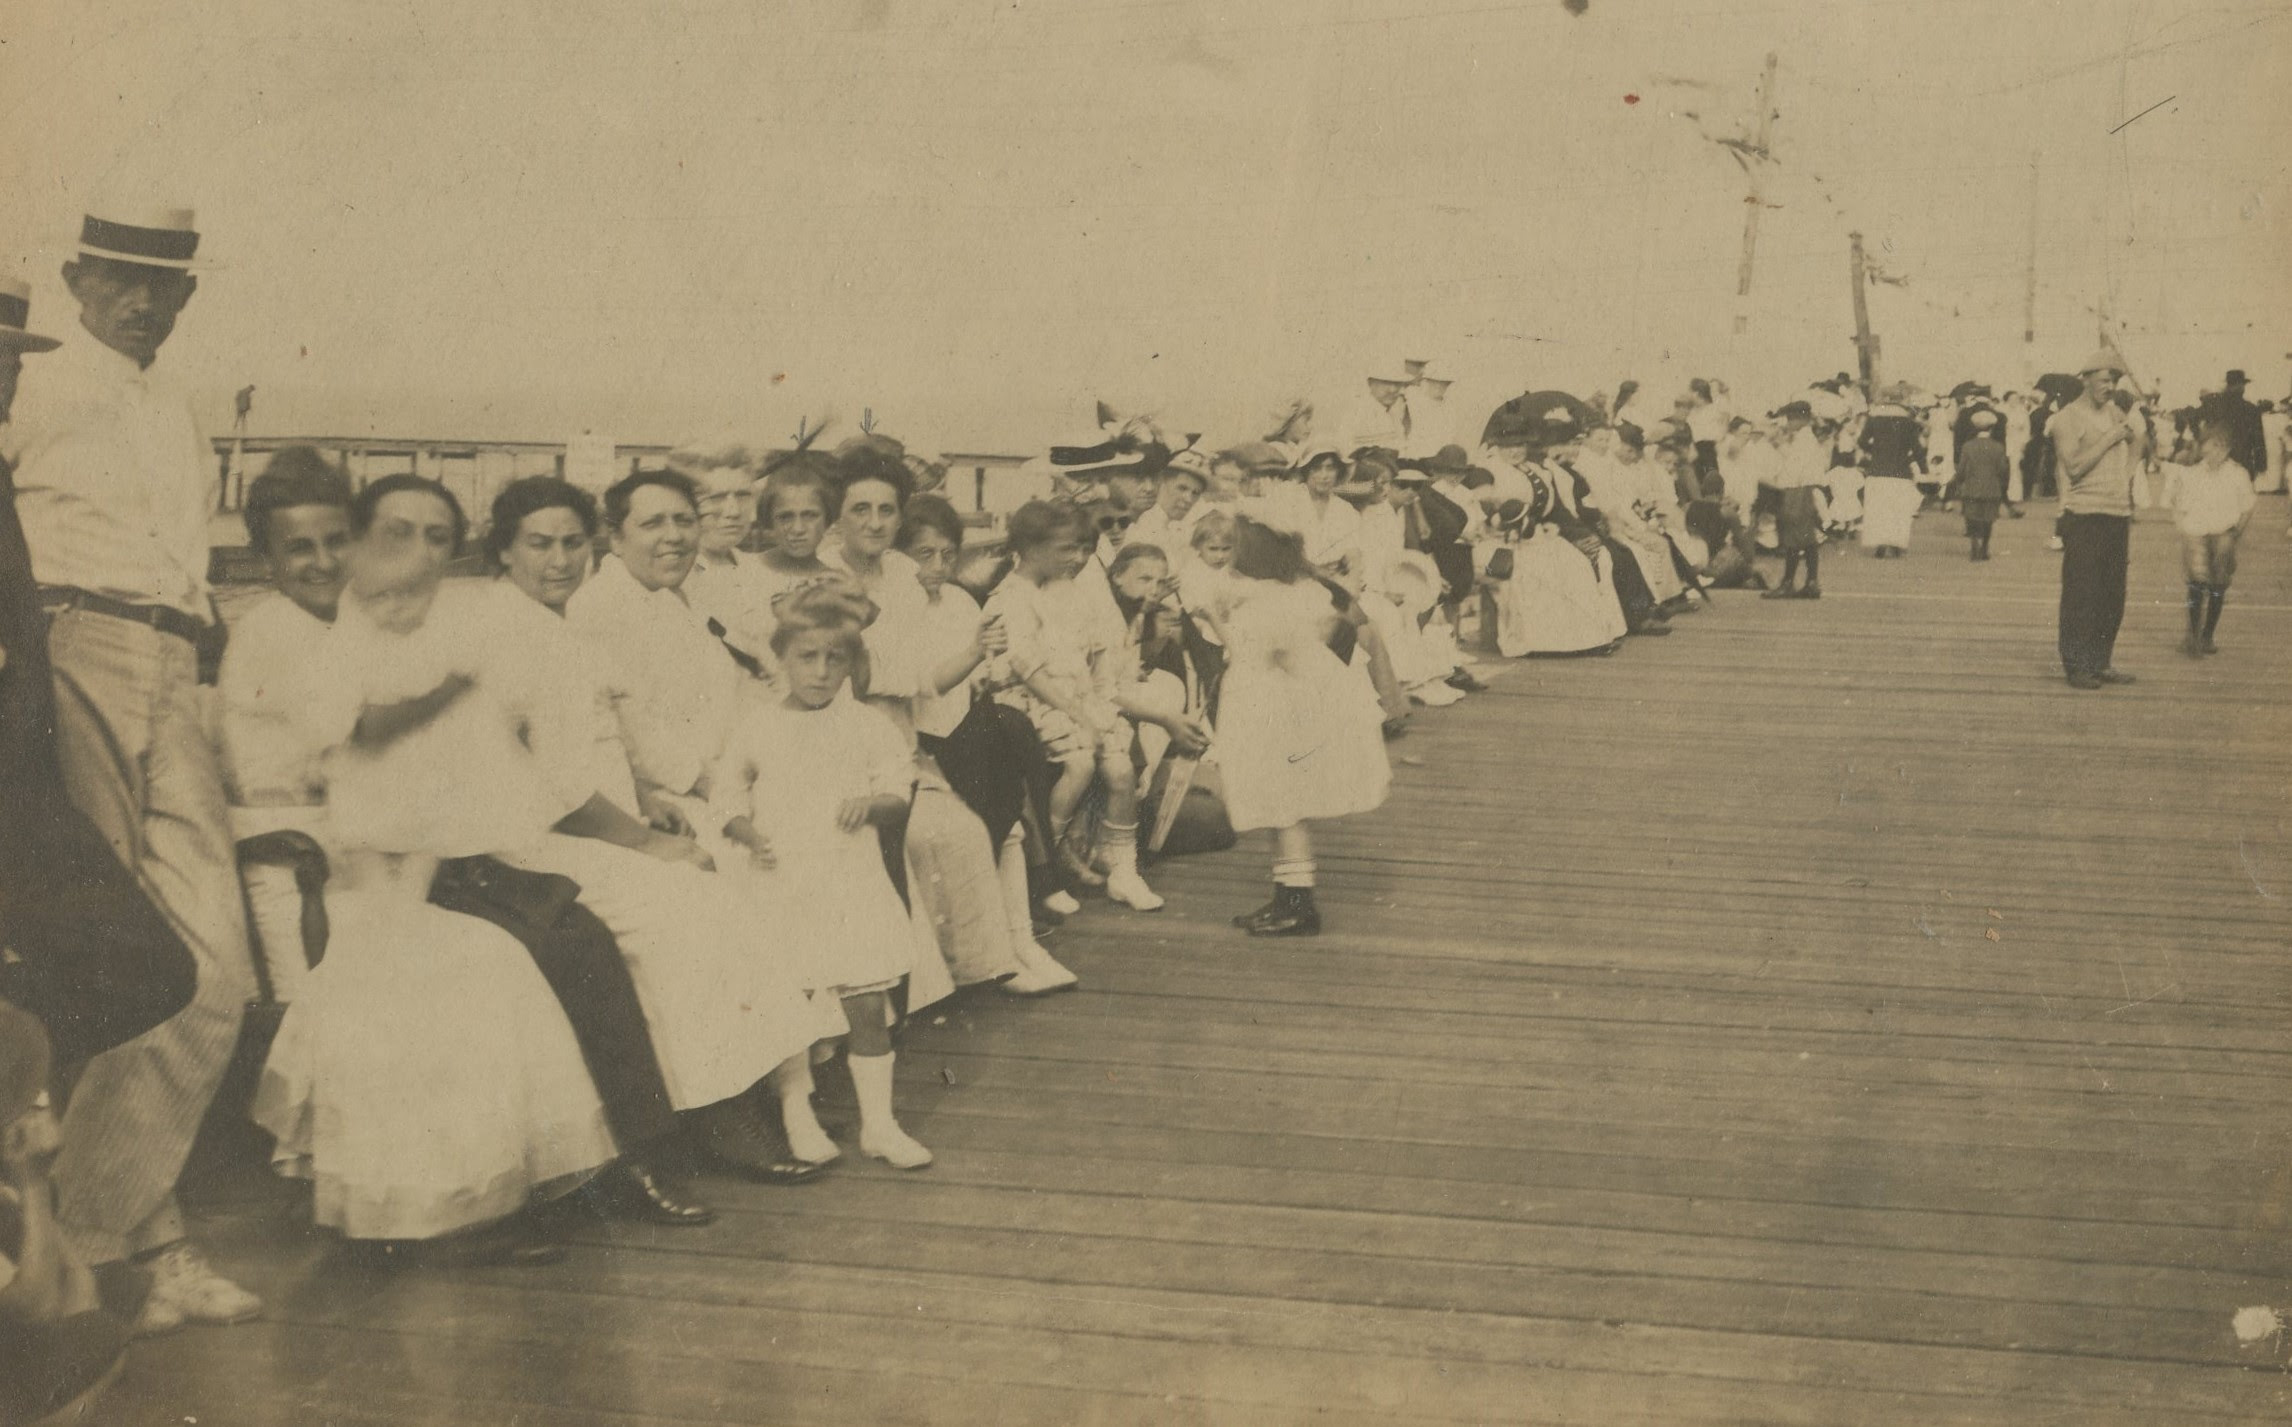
left=2048, top=349, right=2141, bottom=691
left=2, top=200, right=263, bottom=1334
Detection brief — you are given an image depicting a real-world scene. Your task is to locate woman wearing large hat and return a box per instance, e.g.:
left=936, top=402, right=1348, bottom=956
left=1475, top=396, right=1630, bottom=656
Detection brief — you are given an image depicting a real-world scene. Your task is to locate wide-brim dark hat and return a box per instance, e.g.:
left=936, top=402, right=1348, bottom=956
left=1049, top=430, right=1170, bottom=480
left=0, top=278, right=61, bottom=353
left=1411, top=442, right=1473, bottom=477
left=2224, top=369, right=2248, bottom=385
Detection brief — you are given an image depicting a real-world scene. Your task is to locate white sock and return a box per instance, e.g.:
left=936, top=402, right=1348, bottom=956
left=1273, top=856, right=1316, bottom=889
left=774, top=1052, right=838, bottom=1162
left=849, top=1051, right=931, bottom=1167
left=1103, top=819, right=1141, bottom=876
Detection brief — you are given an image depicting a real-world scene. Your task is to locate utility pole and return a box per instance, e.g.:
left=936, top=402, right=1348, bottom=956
left=1732, top=51, right=1780, bottom=337
left=1848, top=231, right=1880, bottom=396
left=2022, top=151, right=2040, bottom=350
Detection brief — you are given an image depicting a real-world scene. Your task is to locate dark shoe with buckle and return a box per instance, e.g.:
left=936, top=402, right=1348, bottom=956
left=587, top=1160, right=716, bottom=1227
left=2096, top=667, right=2136, bottom=685
left=1444, top=670, right=1488, bottom=693
left=2066, top=670, right=2104, bottom=690
left=694, top=1101, right=832, bottom=1185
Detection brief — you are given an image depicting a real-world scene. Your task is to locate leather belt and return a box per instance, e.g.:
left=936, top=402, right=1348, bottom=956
left=37, top=586, right=207, bottom=647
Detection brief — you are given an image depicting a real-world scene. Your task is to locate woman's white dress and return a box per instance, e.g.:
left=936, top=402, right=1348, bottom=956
left=255, top=591, right=616, bottom=1239
left=1215, top=579, right=1390, bottom=832
left=254, top=856, right=618, bottom=1241
left=1487, top=529, right=1628, bottom=656
left=1861, top=476, right=1921, bottom=549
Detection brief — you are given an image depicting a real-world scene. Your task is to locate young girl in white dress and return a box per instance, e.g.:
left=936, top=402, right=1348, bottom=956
left=712, top=589, right=936, bottom=1169
left=1218, top=514, right=1392, bottom=937
left=742, top=458, right=848, bottom=676
left=257, top=479, right=617, bottom=1248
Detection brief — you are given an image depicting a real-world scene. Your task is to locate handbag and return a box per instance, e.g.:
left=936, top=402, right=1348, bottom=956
left=1483, top=546, right=1516, bottom=581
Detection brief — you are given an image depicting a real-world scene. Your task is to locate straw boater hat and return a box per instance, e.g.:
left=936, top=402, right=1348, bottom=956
left=73, top=201, right=209, bottom=270
left=0, top=277, right=62, bottom=353
left=1160, top=447, right=1213, bottom=488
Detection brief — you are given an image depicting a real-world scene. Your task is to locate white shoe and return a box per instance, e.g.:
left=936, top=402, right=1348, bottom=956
left=781, top=1110, right=841, bottom=1165
left=136, top=1242, right=260, bottom=1333
left=1105, top=867, right=1164, bottom=911
left=1409, top=680, right=1465, bottom=707
left=859, top=1123, right=934, bottom=1170
left=2046, top=536, right=2064, bottom=551
left=1043, top=890, right=1081, bottom=917
left=1003, top=954, right=1080, bottom=996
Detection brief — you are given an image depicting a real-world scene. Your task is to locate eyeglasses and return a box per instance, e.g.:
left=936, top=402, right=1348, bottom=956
left=1095, top=512, right=1134, bottom=533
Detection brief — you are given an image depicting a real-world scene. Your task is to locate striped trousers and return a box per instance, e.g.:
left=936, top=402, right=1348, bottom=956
left=45, top=608, right=253, bottom=1264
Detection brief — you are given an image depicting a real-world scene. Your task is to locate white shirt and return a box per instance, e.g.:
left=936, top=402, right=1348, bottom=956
left=1297, top=493, right=1361, bottom=573
left=2, top=332, right=214, bottom=616
left=2164, top=458, right=2257, bottom=538
left=298, top=579, right=575, bottom=857
left=565, top=555, right=745, bottom=798
left=490, top=580, right=644, bottom=817
left=825, top=543, right=929, bottom=701
left=909, top=584, right=987, bottom=740
left=1127, top=503, right=1201, bottom=558
left=683, top=549, right=779, bottom=668
left=217, top=593, right=333, bottom=808
left=1356, top=501, right=1407, bottom=590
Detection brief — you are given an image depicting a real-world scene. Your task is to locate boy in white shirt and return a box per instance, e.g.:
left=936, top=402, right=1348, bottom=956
left=2166, top=425, right=2256, bottom=656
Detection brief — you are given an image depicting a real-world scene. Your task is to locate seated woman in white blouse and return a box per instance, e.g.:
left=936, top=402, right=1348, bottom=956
left=305, top=474, right=838, bottom=1189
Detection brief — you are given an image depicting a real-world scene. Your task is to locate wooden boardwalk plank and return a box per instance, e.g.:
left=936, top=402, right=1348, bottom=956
left=117, top=503, right=2292, bottom=1424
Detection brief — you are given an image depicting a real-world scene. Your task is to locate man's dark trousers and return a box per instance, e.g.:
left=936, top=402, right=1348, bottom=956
left=2058, top=512, right=2130, bottom=678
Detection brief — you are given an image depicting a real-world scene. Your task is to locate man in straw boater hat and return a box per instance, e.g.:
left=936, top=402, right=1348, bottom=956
left=1, top=201, right=266, bottom=1332
left=2046, top=348, right=2143, bottom=690
left=1, top=276, right=200, bottom=1085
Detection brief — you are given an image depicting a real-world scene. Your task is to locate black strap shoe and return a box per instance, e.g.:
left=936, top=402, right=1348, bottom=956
left=695, top=1102, right=833, bottom=1185
left=592, top=1160, right=716, bottom=1227
left=1246, top=887, right=1322, bottom=938
left=1232, top=893, right=1284, bottom=931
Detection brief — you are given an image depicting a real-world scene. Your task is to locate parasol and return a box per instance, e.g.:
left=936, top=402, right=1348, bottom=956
left=1482, top=390, right=1596, bottom=449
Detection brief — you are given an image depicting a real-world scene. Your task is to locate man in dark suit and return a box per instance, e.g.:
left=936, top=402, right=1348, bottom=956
left=2205, top=370, right=2268, bottom=480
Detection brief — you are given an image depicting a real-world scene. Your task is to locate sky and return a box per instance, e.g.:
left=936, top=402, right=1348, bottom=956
left=2, top=0, right=2286, bottom=453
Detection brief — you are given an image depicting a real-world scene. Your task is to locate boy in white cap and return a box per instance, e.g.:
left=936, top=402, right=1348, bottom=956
left=2, top=202, right=263, bottom=1331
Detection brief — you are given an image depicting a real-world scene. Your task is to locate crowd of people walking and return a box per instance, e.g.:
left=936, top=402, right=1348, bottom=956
left=0, top=199, right=2282, bottom=1423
